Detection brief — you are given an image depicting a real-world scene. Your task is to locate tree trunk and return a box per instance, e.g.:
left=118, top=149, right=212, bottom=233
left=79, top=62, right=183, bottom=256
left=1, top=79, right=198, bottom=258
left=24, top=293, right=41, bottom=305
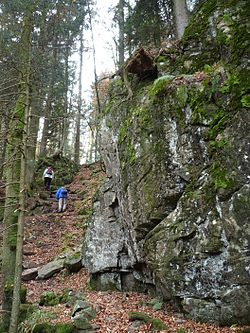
left=118, top=0, right=125, bottom=67
left=39, top=17, right=58, bottom=157
left=26, top=87, right=40, bottom=186
left=1, top=10, right=33, bottom=331
left=8, top=12, right=32, bottom=332
left=56, top=40, right=70, bottom=156
left=74, top=27, right=84, bottom=165
left=173, top=0, right=189, bottom=39
left=87, top=0, right=101, bottom=114
left=0, top=110, right=8, bottom=180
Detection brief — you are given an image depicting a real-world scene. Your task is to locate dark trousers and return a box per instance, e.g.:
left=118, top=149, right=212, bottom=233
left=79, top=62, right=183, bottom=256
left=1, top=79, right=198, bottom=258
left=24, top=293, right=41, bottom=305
left=44, top=177, right=52, bottom=190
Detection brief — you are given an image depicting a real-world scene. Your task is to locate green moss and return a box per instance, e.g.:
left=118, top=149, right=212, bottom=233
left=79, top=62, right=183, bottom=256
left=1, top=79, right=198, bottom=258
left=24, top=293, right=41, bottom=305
left=33, top=322, right=56, bottom=333
left=149, top=75, right=174, bottom=99
left=128, top=311, right=151, bottom=322
left=147, top=298, right=163, bottom=311
left=219, top=73, right=239, bottom=94
left=8, top=215, right=18, bottom=250
left=241, top=95, right=250, bottom=108
left=39, top=290, right=71, bottom=307
left=208, top=110, right=229, bottom=140
left=209, top=137, right=229, bottom=153
left=55, top=323, right=75, bottom=333
left=151, top=318, right=168, bottom=331
left=127, top=141, right=137, bottom=165
left=176, top=85, right=188, bottom=108
left=106, top=120, right=112, bottom=128
left=128, top=312, right=168, bottom=331
left=210, top=162, right=235, bottom=190
left=32, top=322, right=75, bottom=333
left=183, top=0, right=217, bottom=42
left=118, top=118, right=131, bottom=144
left=39, top=291, right=59, bottom=306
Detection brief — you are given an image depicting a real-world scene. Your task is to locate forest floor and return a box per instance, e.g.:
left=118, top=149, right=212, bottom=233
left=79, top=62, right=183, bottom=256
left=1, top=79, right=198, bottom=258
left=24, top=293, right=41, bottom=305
left=1, top=163, right=248, bottom=332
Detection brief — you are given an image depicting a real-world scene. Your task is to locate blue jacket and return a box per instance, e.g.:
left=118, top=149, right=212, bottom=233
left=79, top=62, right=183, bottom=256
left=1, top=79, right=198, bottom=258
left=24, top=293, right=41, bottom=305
left=56, top=187, right=68, bottom=200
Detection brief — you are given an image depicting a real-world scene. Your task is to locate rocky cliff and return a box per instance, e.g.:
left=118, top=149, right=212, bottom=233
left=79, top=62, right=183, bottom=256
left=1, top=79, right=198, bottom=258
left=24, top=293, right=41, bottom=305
left=82, top=0, right=250, bottom=325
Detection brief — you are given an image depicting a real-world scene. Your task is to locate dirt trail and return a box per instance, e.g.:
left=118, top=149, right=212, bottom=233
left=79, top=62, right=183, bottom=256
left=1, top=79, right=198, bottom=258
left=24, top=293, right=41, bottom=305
left=3, top=163, right=246, bottom=332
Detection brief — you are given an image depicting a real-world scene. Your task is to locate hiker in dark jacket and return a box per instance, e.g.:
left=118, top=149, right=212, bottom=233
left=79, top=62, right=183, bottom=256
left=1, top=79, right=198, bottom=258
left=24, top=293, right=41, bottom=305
left=43, top=166, right=54, bottom=190
left=56, top=186, right=68, bottom=213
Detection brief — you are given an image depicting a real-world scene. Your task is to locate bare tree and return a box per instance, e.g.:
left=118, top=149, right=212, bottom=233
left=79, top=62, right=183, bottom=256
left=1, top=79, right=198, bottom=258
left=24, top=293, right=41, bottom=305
left=173, top=0, right=189, bottom=39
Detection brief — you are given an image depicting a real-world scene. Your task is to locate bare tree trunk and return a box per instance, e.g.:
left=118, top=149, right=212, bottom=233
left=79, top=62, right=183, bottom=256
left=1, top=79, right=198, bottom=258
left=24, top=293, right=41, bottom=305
left=74, top=27, right=84, bottom=165
left=39, top=15, right=58, bottom=157
left=56, top=41, right=70, bottom=156
left=39, top=65, right=56, bottom=157
left=118, top=0, right=125, bottom=67
left=87, top=0, right=101, bottom=114
left=173, top=0, right=189, bottom=39
left=26, top=88, right=40, bottom=186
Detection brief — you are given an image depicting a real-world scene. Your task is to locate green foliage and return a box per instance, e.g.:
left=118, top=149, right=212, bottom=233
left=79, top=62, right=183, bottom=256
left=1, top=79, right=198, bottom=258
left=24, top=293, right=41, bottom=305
left=209, top=137, right=229, bottom=152
left=18, top=309, right=57, bottom=333
left=124, top=0, right=167, bottom=49
left=219, top=73, right=239, bottom=94
left=241, top=95, right=250, bottom=108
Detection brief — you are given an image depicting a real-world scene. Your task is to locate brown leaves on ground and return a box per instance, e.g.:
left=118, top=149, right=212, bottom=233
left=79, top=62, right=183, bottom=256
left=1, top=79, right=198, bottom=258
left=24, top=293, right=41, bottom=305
left=20, top=163, right=248, bottom=333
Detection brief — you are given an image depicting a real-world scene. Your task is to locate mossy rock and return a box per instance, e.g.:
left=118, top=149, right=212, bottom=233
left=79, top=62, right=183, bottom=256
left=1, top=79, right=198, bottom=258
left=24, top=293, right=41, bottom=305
left=128, top=312, right=168, bottom=331
left=128, top=312, right=152, bottom=323
left=39, top=291, right=59, bottom=306
left=39, top=290, right=71, bottom=306
left=33, top=322, right=76, bottom=333
left=147, top=298, right=163, bottom=311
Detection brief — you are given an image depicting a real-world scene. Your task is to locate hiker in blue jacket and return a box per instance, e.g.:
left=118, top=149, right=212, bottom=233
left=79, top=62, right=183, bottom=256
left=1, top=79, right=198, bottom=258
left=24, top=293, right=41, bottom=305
left=56, top=186, right=68, bottom=213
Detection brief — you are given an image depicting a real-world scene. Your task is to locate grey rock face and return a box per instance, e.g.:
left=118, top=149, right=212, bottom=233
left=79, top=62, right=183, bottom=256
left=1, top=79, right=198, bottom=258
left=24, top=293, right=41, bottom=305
left=37, top=259, right=64, bottom=279
left=82, top=0, right=250, bottom=325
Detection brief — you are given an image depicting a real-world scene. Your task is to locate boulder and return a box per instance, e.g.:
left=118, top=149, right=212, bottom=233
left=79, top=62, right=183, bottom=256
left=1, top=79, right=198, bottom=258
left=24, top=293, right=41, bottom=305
left=37, top=259, right=64, bottom=279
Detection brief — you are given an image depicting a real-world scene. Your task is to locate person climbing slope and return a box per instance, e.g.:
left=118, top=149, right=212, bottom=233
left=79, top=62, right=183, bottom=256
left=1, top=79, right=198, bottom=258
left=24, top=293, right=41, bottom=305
left=43, top=166, right=54, bottom=191
left=56, top=185, right=68, bottom=213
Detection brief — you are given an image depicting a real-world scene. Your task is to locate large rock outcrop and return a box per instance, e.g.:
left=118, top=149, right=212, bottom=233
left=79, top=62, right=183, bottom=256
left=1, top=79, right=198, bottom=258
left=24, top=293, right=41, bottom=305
left=82, top=0, right=250, bottom=325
